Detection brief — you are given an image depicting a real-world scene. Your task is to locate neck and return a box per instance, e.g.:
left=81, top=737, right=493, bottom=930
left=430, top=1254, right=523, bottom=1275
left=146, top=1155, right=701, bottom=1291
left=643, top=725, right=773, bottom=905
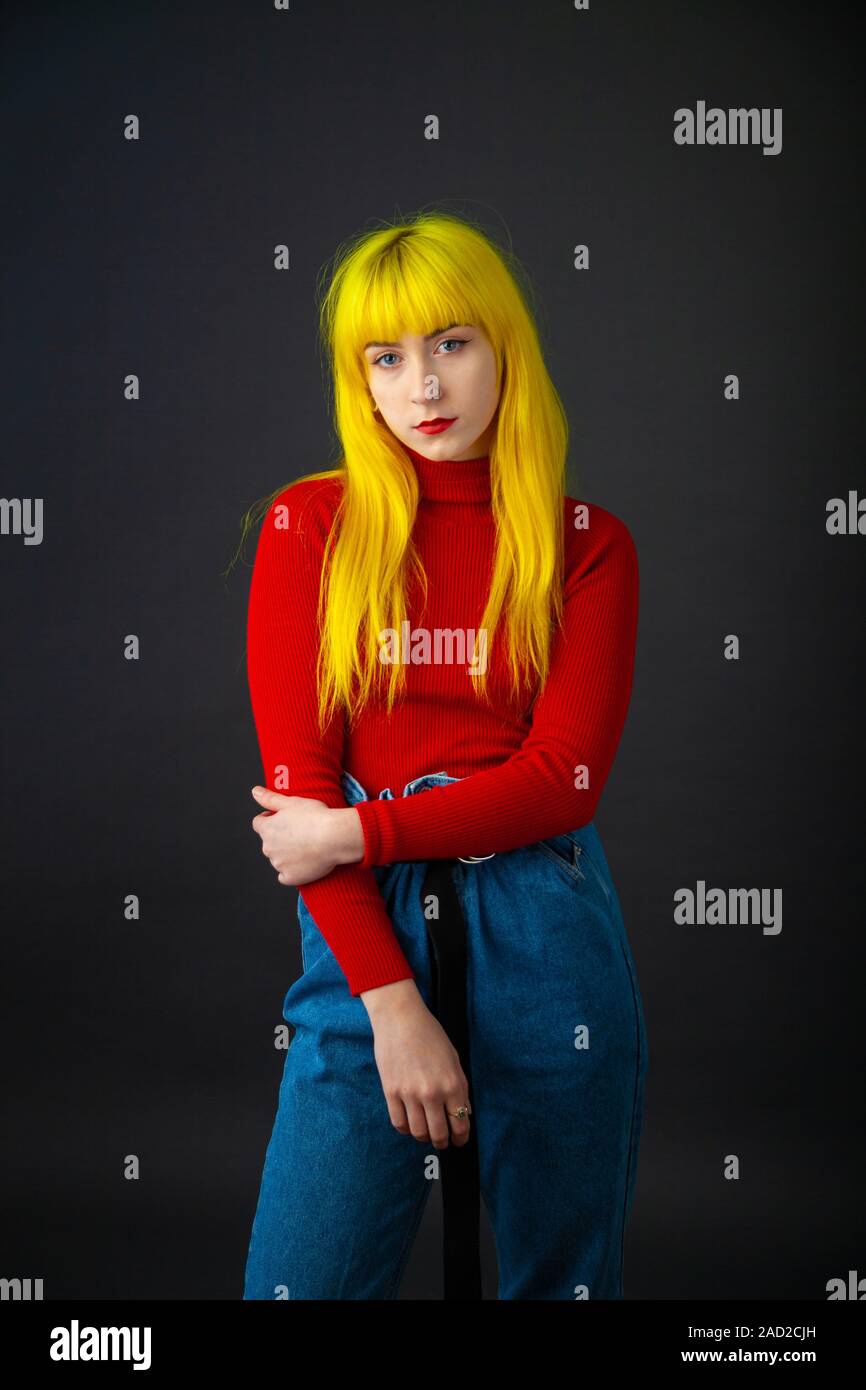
left=402, top=444, right=491, bottom=504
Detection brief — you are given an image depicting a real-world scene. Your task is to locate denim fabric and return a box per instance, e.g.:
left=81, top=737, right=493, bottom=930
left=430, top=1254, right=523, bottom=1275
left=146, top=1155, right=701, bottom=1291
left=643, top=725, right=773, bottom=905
left=243, top=770, right=649, bottom=1300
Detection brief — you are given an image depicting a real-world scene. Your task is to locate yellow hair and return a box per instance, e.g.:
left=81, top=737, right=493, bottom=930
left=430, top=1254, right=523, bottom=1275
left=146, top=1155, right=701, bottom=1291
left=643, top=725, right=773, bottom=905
left=232, top=209, right=570, bottom=735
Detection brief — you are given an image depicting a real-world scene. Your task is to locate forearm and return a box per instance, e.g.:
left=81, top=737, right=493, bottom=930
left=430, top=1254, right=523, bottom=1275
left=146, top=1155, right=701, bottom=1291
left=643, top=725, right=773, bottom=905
left=351, top=749, right=615, bottom=866
left=328, top=764, right=588, bottom=865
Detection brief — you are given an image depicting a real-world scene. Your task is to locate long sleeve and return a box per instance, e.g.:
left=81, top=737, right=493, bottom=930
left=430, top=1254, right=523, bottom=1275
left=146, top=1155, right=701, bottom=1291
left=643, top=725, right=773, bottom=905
left=246, top=481, right=415, bottom=997
left=353, top=507, right=639, bottom=866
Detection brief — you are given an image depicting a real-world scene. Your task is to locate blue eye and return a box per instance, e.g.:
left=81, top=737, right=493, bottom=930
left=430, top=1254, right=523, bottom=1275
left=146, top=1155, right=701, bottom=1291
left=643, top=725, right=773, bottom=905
left=372, top=337, right=467, bottom=368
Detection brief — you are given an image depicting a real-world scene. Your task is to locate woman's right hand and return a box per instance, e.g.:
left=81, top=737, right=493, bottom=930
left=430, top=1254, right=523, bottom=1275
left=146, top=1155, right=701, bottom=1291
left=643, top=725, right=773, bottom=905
left=361, top=980, right=472, bottom=1150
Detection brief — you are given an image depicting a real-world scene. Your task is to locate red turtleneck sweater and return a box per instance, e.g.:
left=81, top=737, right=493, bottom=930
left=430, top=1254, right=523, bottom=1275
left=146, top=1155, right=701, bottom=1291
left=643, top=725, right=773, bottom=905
left=246, top=446, right=639, bottom=996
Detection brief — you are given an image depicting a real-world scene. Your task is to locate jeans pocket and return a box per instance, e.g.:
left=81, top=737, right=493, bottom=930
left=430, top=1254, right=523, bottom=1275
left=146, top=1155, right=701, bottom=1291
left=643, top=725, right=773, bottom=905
left=536, top=832, right=586, bottom=882
left=536, top=832, right=613, bottom=904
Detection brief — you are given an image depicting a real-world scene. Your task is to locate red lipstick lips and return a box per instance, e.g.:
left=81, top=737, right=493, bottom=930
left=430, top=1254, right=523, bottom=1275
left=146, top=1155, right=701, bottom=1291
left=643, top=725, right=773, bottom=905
left=414, top=417, right=457, bottom=435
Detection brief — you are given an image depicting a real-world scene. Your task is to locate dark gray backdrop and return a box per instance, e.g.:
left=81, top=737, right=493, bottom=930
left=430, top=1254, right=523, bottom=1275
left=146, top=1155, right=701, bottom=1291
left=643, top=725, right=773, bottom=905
left=2, top=0, right=863, bottom=1300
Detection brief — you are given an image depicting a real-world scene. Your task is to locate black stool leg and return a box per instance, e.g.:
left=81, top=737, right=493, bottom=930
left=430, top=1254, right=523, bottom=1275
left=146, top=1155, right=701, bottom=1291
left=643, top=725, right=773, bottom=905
left=420, top=859, right=483, bottom=1301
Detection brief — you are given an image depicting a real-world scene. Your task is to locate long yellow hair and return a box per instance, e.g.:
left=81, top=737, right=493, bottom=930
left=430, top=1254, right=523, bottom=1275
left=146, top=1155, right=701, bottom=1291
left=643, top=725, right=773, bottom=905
left=231, top=210, right=570, bottom=735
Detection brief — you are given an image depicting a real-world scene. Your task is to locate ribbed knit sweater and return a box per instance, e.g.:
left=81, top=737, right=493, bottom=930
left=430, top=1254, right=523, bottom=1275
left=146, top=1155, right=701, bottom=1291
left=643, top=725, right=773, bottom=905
left=246, top=444, right=639, bottom=996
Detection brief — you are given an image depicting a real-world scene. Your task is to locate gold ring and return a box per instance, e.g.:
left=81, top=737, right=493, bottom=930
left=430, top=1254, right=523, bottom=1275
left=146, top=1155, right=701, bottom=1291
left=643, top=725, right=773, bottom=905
left=447, top=1105, right=471, bottom=1120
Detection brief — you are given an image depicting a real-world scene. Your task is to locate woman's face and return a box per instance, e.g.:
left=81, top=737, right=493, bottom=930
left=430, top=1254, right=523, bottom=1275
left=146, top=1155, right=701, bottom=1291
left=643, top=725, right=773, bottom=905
left=363, top=321, right=499, bottom=461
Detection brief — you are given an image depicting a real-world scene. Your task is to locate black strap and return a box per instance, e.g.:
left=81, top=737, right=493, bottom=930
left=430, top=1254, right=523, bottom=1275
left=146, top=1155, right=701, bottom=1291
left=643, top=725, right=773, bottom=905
left=419, top=858, right=483, bottom=1300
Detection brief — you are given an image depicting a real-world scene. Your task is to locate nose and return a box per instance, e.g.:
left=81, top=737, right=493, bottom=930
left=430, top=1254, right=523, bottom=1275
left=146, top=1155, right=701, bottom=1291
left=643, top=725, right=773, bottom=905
left=411, top=363, right=443, bottom=407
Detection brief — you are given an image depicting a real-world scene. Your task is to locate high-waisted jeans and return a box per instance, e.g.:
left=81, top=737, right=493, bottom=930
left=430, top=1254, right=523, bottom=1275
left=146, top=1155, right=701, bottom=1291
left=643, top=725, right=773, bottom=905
left=243, top=769, right=649, bottom=1300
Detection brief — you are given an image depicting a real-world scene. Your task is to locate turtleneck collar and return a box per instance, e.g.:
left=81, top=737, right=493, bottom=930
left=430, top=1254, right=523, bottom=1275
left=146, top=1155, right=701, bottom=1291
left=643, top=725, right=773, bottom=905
left=402, top=444, right=492, bottom=504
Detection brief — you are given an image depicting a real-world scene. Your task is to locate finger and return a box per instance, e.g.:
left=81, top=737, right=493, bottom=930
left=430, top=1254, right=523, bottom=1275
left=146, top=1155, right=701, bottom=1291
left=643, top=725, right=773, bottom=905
left=404, top=1099, right=431, bottom=1144
left=385, top=1096, right=411, bottom=1135
left=251, top=786, right=286, bottom=808
left=445, top=1089, right=472, bottom=1147
left=424, top=1100, right=451, bottom=1150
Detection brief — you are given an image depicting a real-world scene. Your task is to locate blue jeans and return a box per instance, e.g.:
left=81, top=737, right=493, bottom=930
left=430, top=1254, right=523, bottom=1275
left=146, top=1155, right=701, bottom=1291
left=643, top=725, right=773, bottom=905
left=243, top=770, right=649, bottom=1300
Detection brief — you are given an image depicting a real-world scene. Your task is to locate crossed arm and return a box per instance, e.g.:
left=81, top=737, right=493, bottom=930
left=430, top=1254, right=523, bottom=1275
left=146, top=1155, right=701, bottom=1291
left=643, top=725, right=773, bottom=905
left=250, top=493, right=639, bottom=894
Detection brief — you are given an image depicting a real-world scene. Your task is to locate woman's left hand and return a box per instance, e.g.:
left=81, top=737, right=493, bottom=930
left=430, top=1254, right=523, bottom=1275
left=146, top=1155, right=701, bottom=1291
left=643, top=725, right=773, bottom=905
left=250, top=785, right=341, bottom=886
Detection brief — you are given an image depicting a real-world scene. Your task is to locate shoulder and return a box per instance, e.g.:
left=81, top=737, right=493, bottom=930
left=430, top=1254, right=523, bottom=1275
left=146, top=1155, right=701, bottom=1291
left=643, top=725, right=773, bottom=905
left=561, top=494, right=638, bottom=588
left=260, top=473, right=344, bottom=552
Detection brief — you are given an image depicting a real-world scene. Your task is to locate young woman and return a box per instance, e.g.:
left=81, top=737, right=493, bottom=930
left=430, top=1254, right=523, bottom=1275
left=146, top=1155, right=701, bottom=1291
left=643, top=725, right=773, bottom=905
left=238, top=210, right=648, bottom=1301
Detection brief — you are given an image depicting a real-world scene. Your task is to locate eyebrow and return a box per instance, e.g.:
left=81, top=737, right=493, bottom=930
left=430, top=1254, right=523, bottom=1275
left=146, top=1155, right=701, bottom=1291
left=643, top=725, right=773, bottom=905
left=364, top=322, right=464, bottom=350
